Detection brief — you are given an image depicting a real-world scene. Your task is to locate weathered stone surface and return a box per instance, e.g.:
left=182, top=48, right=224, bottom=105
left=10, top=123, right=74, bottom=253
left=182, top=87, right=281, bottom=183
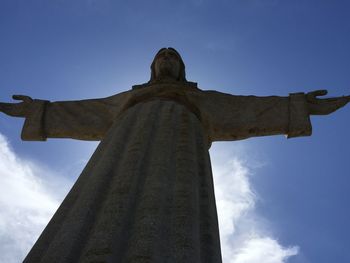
left=21, top=84, right=313, bottom=263
left=24, top=100, right=222, bottom=262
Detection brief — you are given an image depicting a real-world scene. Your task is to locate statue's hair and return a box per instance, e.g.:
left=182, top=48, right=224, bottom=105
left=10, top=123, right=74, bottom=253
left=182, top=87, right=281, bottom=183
left=149, top=47, right=187, bottom=82
left=132, top=47, right=197, bottom=90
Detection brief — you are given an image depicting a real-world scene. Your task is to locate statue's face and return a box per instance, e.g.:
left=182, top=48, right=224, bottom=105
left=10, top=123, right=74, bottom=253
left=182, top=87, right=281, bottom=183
left=154, top=49, right=181, bottom=80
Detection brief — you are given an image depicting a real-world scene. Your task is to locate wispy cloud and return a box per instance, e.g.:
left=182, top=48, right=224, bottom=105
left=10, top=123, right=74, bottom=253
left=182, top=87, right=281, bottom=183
left=0, top=133, right=298, bottom=263
left=231, top=237, right=298, bottom=263
left=211, top=144, right=298, bottom=263
left=0, top=133, right=71, bottom=263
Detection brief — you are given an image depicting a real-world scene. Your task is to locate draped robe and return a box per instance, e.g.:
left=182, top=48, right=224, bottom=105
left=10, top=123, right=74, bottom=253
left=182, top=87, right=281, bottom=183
left=21, top=83, right=312, bottom=263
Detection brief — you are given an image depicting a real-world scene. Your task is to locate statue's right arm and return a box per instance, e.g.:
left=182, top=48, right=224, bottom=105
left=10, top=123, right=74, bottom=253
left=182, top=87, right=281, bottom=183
left=194, top=90, right=313, bottom=142
left=195, top=90, right=349, bottom=143
left=0, top=91, right=131, bottom=141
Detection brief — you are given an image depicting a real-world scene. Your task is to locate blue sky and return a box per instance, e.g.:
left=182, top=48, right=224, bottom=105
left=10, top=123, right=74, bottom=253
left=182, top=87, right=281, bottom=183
left=0, top=1, right=349, bottom=262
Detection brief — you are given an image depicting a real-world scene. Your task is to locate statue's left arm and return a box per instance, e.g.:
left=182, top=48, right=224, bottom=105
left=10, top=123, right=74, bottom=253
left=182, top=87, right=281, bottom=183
left=0, top=92, right=131, bottom=141
left=195, top=89, right=349, bottom=142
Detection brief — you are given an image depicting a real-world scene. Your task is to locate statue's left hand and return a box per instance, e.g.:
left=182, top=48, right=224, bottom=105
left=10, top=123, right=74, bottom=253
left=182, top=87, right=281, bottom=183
left=0, top=95, right=33, bottom=117
left=306, top=90, right=350, bottom=115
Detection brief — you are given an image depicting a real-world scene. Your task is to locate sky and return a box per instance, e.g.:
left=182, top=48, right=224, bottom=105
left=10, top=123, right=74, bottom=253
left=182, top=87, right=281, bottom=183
left=0, top=0, right=349, bottom=262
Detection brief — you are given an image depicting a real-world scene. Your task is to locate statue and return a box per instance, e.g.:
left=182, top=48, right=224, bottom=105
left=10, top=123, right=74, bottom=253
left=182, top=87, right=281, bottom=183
left=0, top=48, right=349, bottom=263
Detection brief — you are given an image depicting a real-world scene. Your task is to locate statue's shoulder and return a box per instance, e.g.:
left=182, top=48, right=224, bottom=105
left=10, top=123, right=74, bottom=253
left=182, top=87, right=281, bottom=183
left=101, top=90, right=134, bottom=105
left=186, top=88, right=239, bottom=100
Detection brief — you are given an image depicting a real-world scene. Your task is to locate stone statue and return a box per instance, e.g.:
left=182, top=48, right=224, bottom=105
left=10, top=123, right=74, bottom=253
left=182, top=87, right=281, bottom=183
left=0, top=48, right=349, bottom=263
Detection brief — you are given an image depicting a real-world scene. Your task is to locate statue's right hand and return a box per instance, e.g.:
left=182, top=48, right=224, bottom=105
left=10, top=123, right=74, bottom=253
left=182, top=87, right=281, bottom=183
left=0, top=95, right=33, bottom=117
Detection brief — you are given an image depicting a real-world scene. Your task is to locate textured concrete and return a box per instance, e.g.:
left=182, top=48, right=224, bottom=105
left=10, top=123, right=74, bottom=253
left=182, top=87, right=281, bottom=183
left=24, top=100, right=222, bottom=262
left=21, top=84, right=312, bottom=263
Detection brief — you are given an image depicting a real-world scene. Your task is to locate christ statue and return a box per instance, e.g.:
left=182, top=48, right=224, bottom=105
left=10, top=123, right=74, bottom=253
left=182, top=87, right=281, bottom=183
left=0, top=48, right=349, bottom=263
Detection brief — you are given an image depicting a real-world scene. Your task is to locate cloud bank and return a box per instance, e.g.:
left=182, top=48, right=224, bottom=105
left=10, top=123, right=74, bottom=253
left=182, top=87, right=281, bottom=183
left=211, top=145, right=299, bottom=263
left=0, top=133, right=71, bottom=263
left=0, top=134, right=298, bottom=263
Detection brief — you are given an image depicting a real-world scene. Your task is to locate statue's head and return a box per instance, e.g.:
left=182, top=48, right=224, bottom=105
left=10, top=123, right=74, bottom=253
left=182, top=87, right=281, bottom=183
left=133, top=47, right=197, bottom=89
left=150, top=47, right=187, bottom=83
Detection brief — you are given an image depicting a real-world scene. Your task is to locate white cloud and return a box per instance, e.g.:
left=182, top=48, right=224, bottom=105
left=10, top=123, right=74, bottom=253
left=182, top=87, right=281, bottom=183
left=0, top=133, right=298, bottom=263
left=211, top=144, right=299, bottom=263
left=231, top=237, right=299, bottom=263
left=0, top=133, right=71, bottom=263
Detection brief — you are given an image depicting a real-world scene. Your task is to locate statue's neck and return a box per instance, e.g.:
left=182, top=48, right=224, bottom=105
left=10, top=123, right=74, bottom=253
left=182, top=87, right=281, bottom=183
left=132, top=79, right=198, bottom=90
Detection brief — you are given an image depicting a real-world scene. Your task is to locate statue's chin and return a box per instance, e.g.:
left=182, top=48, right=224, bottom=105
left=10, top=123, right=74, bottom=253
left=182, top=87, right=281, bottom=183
left=156, top=76, right=178, bottom=82
left=156, top=70, right=178, bottom=81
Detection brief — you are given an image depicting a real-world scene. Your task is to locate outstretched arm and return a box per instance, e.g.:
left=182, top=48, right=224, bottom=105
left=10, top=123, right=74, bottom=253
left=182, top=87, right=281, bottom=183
left=0, top=92, right=131, bottom=141
left=194, top=89, right=349, bottom=142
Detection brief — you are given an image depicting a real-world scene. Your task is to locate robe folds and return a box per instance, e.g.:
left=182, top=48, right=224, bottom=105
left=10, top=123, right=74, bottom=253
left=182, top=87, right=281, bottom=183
left=21, top=83, right=312, bottom=263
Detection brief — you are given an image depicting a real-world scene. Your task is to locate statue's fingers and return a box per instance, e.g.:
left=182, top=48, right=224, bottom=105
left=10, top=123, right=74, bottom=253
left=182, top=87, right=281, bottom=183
left=327, top=97, right=349, bottom=113
left=306, top=90, right=328, bottom=103
left=0, top=102, right=10, bottom=108
left=321, top=97, right=344, bottom=103
left=340, top=96, right=350, bottom=103
left=12, top=95, right=32, bottom=103
left=12, top=95, right=23, bottom=100
left=318, top=96, right=350, bottom=104
left=312, top=90, right=328, bottom=97
left=0, top=102, right=15, bottom=115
